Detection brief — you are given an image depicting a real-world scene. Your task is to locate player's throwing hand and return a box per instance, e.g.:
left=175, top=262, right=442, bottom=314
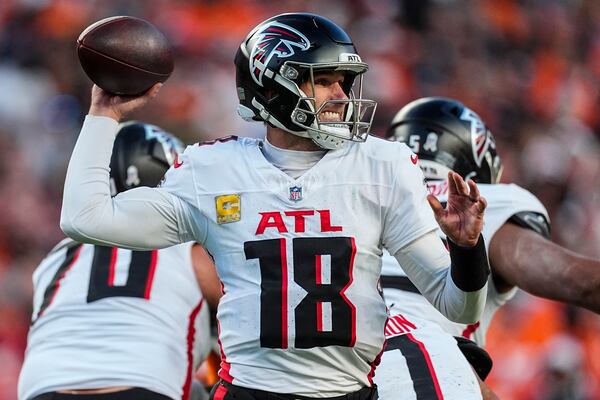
left=89, top=83, right=162, bottom=122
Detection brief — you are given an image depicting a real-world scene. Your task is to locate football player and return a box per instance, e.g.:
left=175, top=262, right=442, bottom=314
left=18, top=122, right=211, bottom=400
left=376, top=97, right=600, bottom=399
left=60, top=13, right=491, bottom=399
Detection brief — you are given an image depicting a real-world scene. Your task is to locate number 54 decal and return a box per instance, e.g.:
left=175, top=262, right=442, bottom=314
left=244, top=237, right=356, bottom=349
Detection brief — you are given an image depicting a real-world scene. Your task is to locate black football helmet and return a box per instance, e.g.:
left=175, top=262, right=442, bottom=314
left=109, top=121, right=184, bottom=195
left=386, top=97, right=503, bottom=184
left=235, top=12, right=377, bottom=149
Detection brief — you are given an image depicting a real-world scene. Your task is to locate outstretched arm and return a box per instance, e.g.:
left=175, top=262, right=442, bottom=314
left=489, top=222, right=600, bottom=313
left=61, top=85, right=199, bottom=250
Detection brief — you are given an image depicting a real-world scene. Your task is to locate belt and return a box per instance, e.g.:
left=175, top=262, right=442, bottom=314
left=31, top=388, right=172, bottom=400
left=219, top=381, right=378, bottom=400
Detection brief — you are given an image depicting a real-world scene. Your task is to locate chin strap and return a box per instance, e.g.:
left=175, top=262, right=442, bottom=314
left=309, top=129, right=347, bottom=150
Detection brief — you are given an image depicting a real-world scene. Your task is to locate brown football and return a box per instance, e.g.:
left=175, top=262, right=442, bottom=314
left=77, top=16, right=174, bottom=95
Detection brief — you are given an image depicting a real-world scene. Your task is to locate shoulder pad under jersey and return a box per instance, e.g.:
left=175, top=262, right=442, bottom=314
left=508, top=211, right=551, bottom=239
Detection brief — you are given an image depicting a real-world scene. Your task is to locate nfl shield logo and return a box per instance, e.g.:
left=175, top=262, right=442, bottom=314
left=289, top=186, right=303, bottom=202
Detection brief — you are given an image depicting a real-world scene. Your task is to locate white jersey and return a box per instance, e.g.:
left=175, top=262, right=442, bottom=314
left=381, top=183, right=549, bottom=346
left=18, top=240, right=209, bottom=400
left=60, top=116, right=489, bottom=397
left=160, top=135, right=439, bottom=397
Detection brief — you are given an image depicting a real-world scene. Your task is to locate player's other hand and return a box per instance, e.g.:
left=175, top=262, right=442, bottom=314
left=428, top=171, right=487, bottom=247
left=89, top=83, right=162, bottom=122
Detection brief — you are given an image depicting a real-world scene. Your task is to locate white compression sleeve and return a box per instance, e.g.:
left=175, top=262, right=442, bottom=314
left=394, top=231, right=487, bottom=323
left=60, top=115, right=192, bottom=250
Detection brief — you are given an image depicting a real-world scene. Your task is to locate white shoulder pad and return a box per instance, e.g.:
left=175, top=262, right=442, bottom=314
left=478, top=183, right=549, bottom=248
left=362, top=135, right=414, bottom=164
left=188, top=136, right=246, bottom=167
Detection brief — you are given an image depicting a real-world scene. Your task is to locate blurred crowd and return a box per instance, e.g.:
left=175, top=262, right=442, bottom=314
left=1, top=0, right=600, bottom=399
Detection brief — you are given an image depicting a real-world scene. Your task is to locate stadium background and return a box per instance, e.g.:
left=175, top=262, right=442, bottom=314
left=1, top=0, right=600, bottom=398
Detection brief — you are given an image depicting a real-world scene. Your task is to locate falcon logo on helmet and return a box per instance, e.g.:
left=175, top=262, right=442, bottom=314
left=144, top=125, right=181, bottom=167
left=459, top=108, right=491, bottom=168
left=249, top=22, right=310, bottom=86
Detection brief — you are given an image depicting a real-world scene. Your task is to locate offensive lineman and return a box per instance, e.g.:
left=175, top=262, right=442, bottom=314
left=376, top=97, right=600, bottom=399
left=60, top=14, right=491, bottom=399
left=18, top=123, right=211, bottom=400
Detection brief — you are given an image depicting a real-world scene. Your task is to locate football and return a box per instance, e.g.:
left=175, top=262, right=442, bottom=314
left=77, top=16, right=174, bottom=96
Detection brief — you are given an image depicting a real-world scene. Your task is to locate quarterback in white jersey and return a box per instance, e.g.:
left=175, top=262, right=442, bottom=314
left=60, top=14, right=492, bottom=399
left=376, top=97, right=600, bottom=400
left=19, top=123, right=211, bottom=400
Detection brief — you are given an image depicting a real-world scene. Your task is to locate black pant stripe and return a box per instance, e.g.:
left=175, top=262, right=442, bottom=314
left=385, top=334, right=442, bottom=400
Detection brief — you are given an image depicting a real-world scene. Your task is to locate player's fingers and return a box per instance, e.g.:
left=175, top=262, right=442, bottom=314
left=132, top=84, right=162, bottom=106
left=91, top=84, right=113, bottom=102
left=448, top=171, right=459, bottom=195
left=467, top=179, right=481, bottom=201
left=427, top=194, right=444, bottom=217
left=477, top=196, right=487, bottom=213
left=91, top=84, right=101, bottom=96
left=146, top=82, right=163, bottom=98
left=121, top=83, right=162, bottom=112
left=452, top=172, right=470, bottom=196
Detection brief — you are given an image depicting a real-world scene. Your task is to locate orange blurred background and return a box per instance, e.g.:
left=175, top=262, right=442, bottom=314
left=1, top=1, right=600, bottom=399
